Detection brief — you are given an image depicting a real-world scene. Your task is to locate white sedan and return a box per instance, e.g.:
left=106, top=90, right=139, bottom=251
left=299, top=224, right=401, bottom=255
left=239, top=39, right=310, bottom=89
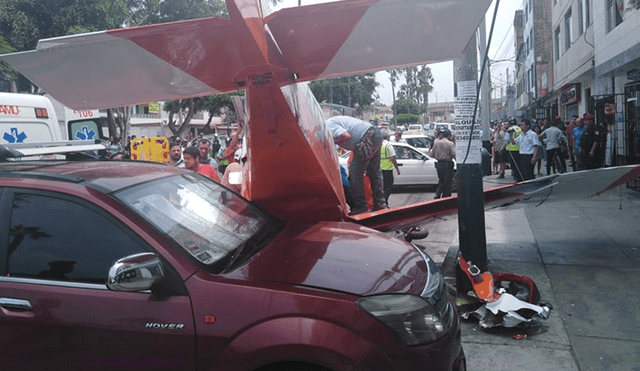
left=339, top=142, right=455, bottom=187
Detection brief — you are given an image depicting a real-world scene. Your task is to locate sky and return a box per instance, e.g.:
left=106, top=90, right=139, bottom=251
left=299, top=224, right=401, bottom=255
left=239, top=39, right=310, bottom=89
left=277, top=0, right=525, bottom=106
left=375, top=0, right=524, bottom=105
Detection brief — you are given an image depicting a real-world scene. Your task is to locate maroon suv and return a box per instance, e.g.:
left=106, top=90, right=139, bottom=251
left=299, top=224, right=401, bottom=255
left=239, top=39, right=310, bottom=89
left=0, top=160, right=464, bottom=371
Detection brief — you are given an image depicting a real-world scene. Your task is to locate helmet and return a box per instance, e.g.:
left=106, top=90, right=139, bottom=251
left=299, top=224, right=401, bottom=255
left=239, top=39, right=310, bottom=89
left=441, top=128, right=452, bottom=138
left=508, top=117, right=517, bottom=126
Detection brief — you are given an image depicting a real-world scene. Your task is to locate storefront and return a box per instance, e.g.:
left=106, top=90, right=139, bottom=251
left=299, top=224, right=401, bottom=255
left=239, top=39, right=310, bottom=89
left=560, top=83, right=581, bottom=120
left=624, top=80, right=640, bottom=165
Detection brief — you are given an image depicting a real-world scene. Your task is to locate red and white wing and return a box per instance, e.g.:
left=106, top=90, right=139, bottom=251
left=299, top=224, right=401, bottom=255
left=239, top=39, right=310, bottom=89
left=1, top=0, right=504, bottom=223
left=266, top=0, right=491, bottom=81
left=1, top=0, right=491, bottom=110
left=352, top=166, right=640, bottom=232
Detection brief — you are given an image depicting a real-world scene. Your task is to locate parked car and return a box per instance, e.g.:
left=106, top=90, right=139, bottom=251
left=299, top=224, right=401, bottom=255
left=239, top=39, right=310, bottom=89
left=393, top=134, right=434, bottom=155
left=0, top=147, right=463, bottom=371
left=407, top=124, right=423, bottom=133
left=340, top=142, right=456, bottom=187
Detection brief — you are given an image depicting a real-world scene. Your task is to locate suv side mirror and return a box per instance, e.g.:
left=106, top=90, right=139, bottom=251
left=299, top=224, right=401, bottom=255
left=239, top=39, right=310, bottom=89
left=108, top=253, right=164, bottom=292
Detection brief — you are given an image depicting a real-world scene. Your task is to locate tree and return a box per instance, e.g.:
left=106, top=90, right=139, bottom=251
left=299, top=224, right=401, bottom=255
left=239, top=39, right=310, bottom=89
left=106, top=106, right=133, bottom=142
left=163, top=92, right=239, bottom=138
left=127, top=0, right=230, bottom=138
left=387, top=69, right=400, bottom=128
left=393, top=99, right=420, bottom=115
left=309, top=73, right=379, bottom=115
left=0, top=0, right=129, bottom=92
left=125, top=0, right=228, bottom=26
left=395, top=113, right=420, bottom=125
left=0, top=36, right=16, bottom=90
left=397, top=65, right=433, bottom=121
left=0, top=0, right=128, bottom=51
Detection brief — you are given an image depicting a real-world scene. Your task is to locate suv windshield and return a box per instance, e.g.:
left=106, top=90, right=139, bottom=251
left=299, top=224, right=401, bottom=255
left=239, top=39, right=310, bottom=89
left=115, top=173, right=273, bottom=271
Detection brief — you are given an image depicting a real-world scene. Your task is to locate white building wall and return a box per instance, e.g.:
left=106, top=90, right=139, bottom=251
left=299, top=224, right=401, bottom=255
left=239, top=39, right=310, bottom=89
left=552, top=0, right=594, bottom=118
left=593, top=3, right=640, bottom=96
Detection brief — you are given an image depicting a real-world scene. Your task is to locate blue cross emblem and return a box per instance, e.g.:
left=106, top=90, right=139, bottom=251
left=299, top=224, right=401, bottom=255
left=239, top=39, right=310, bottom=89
left=75, top=126, right=96, bottom=140
left=3, top=128, right=27, bottom=143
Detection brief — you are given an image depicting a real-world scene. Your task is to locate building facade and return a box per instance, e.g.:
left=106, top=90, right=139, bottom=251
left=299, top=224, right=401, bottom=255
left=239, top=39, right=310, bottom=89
left=514, top=0, right=554, bottom=120
left=550, top=0, right=640, bottom=165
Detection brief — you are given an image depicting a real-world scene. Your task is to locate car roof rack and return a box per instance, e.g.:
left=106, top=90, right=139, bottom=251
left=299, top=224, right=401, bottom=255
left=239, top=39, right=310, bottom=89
left=0, top=140, right=107, bottom=160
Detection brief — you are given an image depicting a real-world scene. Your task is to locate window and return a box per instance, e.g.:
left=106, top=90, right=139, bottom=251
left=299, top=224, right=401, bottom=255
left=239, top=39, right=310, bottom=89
left=6, top=193, right=148, bottom=284
left=564, top=9, right=572, bottom=50
left=530, top=29, right=534, bottom=51
left=554, top=26, right=561, bottom=61
left=116, top=174, right=270, bottom=272
left=578, top=0, right=584, bottom=36
left=606, top=0, right=623, bottom=32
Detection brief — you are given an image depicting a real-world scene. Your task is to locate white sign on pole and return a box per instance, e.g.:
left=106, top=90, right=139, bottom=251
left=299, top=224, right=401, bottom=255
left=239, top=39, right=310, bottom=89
left=455, top=80, right=481, bottom=164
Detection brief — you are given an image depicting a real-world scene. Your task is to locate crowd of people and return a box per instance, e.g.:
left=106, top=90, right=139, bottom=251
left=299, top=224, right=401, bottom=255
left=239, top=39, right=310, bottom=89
left=107, top=129, right=246, bottom=193
left=103, top=112, right=608, bottom=216
left=489, top=113, right=607, bottom=182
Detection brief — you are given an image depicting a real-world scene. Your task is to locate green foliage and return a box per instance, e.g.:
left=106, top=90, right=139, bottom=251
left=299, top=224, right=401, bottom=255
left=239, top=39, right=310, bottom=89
left=395, top=113, right=420, bottom=125
left=126, top=0, right=228, bottom=26
left=393, top=99, right=420, bottom=115
left=164, top=92, right=242, bottom=136
left=0, top=0, right=128, bottom=51
left=0, top=0, right=128, bottom=91
left=397, top=65, right=433, bottom=114
left=309, top=73, right=379, bottom=114
left=0, top=36, right=16, bottom=81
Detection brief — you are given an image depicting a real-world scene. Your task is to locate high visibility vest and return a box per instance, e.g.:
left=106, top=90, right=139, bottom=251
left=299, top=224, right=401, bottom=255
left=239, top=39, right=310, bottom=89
left=380, top=142, right=394, bottom=171
left=506, top=126, right=521, bottom=151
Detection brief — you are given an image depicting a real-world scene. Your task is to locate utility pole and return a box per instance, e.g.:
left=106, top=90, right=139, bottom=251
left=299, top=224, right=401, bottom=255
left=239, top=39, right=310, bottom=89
left=454, top=29, right=488, bottom=271
left=479, top=19, right=491, bottom=151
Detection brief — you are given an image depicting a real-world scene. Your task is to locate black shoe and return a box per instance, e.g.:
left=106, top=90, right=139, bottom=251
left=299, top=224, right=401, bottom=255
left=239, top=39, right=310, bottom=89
left=497, top=173, right=505, bottom=179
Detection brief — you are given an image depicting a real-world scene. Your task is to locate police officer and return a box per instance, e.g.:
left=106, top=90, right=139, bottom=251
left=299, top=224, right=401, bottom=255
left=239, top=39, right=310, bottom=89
left=431, top=128, right=456, bottom=198
left=579, top=113, right=606, bottom=169
left=504, top=117, right=523, bottom=182
left=380, top=129, right=401, bottom=204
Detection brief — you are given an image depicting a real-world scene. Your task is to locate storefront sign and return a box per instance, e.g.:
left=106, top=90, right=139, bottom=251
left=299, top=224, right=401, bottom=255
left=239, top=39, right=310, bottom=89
left=560, top=84, right=581, bottom=105
left=627, top=68, right=640, bottom=81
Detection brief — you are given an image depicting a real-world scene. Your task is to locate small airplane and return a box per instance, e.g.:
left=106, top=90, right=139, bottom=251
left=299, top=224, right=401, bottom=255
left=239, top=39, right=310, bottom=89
left=3, top=0, right=639, bottom=232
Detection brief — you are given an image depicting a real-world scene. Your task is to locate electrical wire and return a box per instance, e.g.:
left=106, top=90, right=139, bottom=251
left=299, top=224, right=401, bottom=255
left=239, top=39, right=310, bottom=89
left=462, top=0, right=501, bottom=164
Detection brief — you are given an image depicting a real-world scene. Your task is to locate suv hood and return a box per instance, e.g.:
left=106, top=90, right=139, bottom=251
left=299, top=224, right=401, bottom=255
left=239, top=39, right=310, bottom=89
left=240, top=222, right=431, bottom=296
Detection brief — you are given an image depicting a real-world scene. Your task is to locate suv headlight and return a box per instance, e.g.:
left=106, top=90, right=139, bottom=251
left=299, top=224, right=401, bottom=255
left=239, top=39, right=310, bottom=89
left=357, top=294, right=450, bottom=346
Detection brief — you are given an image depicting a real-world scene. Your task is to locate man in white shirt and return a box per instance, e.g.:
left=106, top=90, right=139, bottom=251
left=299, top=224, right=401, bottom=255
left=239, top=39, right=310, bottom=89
left=508, top=119, right=541, bottom=181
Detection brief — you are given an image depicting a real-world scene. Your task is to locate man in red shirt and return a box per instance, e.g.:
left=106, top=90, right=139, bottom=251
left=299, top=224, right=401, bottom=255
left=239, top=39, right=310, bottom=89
left=183, top=146, right=221, bottom=181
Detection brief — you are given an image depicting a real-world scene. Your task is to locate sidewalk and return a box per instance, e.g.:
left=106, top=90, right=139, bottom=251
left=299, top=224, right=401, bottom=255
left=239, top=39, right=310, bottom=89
left=436, top=173, right=640, bottom=371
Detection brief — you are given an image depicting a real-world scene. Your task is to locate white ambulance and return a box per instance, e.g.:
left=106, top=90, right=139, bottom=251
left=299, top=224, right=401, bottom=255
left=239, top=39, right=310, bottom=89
left=0, top=92, right=63, bottom=144
left=46, top=95, right=103, bottom=141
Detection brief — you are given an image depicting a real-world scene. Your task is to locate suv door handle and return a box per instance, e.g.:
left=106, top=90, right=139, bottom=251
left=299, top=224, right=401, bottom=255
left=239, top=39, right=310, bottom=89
left=0, top=297, right=33, bottom=311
